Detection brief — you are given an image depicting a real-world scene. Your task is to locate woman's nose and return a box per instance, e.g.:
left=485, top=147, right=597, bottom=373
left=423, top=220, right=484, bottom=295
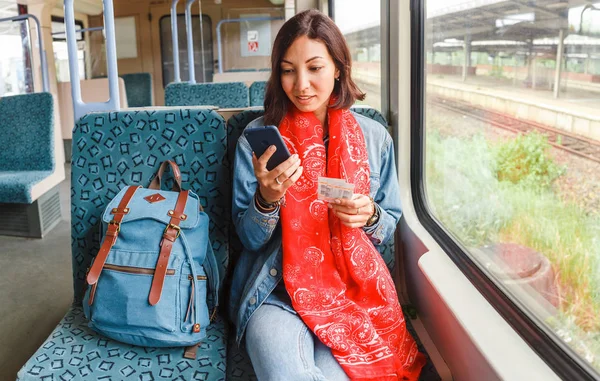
left=295, top=71, right=309, bottom=92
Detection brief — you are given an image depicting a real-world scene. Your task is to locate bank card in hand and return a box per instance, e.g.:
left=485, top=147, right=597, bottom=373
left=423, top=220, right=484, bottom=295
left=317, top=177, right=354, bottom=202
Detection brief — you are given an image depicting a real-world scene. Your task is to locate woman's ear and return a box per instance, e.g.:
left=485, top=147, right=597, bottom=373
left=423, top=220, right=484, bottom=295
left=334, top=68, right=340, bottom=81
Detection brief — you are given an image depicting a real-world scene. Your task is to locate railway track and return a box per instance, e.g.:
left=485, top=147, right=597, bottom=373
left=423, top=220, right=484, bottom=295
left=429, top=96, right=600, bottom=164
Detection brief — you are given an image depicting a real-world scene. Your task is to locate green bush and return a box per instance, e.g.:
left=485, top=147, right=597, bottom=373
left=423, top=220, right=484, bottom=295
left=426, top=131, right=512, bottom=246
left=494, top=132, right=564, bottom=192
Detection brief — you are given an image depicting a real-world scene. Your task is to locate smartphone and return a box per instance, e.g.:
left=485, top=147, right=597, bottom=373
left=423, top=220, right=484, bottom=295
left=244, top=125, right=292, bottom=171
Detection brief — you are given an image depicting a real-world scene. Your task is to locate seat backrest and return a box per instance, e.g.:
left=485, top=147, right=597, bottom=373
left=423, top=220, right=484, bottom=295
left=0, top=92, right=54, bottom=171
left=350, top=105, right=388, bottom=127
left=70, top=107, right=230, bottom=303
left=249, top=81, right=266, bottom=107
left=121, top=73, right=153, bottom=107
left=165, top=82, right=249, bottom=108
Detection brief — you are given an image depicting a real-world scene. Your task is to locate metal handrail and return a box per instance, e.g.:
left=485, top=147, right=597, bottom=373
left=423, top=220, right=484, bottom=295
left=171, top=0, right=181, bottom=82
left=185, top=0, right=197, bottom=83
left=51, top=26, right=104, bottom=36
left=216, top=17, right=283, bottom=74
left=0, top=14, right=49, bottom=92
left=64, top=0, right=120, bottom=121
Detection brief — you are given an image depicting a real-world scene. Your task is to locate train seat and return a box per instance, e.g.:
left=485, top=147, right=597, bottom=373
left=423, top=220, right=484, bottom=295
left=248, top=81, right=266, bottom=107
left=121, top=72, right=154, bottom=107
left=16, top=107, right=230, bottom=381
left=0, top=92, right=64, bottom=237
left=165, top=82, right=250, bottom=108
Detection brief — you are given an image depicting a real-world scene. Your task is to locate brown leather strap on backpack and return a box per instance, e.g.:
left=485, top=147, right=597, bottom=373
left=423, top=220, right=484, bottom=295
left=87, top=185, right=140, bottom=287
left=148, top=160, right=182, bottom=192
left=148, top=190, right=189, bottom=305
left=183, top=343, right=199, bottom=359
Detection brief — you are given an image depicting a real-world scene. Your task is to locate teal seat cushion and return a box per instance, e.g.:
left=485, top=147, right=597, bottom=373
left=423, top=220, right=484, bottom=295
left=121, top=73, right=153, bottom=107
left=165, top=82, right=249, bottom=108
left=0, top=93, right=54, bottom=172
left=17, top=306, right=227, bottom=381
left=0, top=171, right=53, bottom=203
left=248, top=81, right=266, bottom=107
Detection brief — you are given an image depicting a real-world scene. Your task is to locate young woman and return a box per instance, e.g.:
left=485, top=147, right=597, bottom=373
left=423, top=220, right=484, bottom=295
left=229, top=9, right=426, bottom=381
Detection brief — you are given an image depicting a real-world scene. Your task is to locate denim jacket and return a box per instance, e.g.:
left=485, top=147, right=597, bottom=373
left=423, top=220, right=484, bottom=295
left=229, top=112, right=402, bottom=345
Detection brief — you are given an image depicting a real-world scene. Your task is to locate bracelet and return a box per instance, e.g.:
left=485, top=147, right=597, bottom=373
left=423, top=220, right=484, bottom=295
left=255, top=190, right=280, bottom=212
left=365, top=198, right=380, bottom=227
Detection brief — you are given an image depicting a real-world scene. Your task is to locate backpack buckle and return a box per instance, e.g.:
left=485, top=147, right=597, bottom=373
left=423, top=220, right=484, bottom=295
left=163, top=223, right=181, bottom=240
left=107, top=220, right=121, bottom=234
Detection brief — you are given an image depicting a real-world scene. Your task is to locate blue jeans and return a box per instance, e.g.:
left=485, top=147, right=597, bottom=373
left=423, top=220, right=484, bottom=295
left=245, top=303, right=350, bottom=381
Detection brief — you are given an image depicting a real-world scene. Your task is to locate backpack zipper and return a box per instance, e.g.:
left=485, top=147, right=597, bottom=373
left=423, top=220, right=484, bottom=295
left=185, top=274, right=207, bottom=332
left=87, top=264, right=176, bottom=306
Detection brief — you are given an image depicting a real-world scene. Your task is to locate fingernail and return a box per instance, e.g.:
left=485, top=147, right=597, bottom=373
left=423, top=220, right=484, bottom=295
left=292, top=154, right=298, bottom=159
left=334, top=199, right=341, bottom=204
left=270, top=145, right=276, bottom=151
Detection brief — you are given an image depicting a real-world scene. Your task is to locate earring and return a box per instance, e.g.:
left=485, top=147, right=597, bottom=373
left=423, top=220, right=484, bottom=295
left=335, top=77, right=340, bottom=81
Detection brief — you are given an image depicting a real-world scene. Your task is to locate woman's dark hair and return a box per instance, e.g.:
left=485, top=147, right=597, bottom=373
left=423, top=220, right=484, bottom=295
left=263, top=9, right=365, bottom=125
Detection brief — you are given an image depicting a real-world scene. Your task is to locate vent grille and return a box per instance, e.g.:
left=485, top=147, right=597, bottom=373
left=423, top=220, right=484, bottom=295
left=40, top=191, right=62, bottom=232
left=0, top=204, right=30, bottom=233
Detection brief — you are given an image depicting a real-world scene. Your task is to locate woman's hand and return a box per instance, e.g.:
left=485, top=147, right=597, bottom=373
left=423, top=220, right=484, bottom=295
left=252, top=145, right=304, bottom=203
left=329, top=194, right=374, bottom=228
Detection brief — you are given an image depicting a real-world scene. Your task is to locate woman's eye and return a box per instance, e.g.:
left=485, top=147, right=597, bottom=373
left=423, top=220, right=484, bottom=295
left=310, top=67, right=323, bottom=72
left=281, top=68, right=293, bottom=74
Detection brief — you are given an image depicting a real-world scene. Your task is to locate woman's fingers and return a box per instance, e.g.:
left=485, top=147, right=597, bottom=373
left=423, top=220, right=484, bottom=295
left=255, top=146, right=277, bottom=170
left=271, top=154, right=300, bottom=179
left=282, top=165, right=304, bottom=189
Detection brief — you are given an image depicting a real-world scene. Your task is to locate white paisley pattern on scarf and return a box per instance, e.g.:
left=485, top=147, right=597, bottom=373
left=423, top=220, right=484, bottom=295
left=279, top=105, right=425, bottom=380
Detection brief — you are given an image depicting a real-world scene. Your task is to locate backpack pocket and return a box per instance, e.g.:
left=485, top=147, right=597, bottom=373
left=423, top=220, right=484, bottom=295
left=85, top=250, right=180, bottom=334
left=180, top=266, right=210, bottom=335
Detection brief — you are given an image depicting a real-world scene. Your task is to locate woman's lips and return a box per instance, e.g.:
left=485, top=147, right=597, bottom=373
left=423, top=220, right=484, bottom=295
left=296, top=95, right=315, bottom=105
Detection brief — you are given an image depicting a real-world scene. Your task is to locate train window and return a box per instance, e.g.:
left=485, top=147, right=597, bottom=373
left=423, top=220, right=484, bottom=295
left=0, top=5, right=33, bottom=96
left=51, top=16, right=86, bottom=82
left=419, top=0, right=600, bottom=377
left=332, top=0, right=382, bottom=111
left=159, top=14, right=213, bottom=86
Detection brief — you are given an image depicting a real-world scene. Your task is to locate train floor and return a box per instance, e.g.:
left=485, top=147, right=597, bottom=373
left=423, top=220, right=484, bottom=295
left=0, top=164, right=72, bottom=381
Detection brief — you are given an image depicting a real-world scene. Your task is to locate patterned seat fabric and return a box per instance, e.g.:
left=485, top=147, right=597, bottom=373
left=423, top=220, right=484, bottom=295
left=248, top=81, right=266, bottom=107
left=165, top=82, right=249, bottom=108
left=17, top=307, right=227, bottom=381
left=121, top=73, right=153, bottom=107
left=0, top=93, right=54, bottom=203
left=17, top=108, right=230, bottom=380
left=350, top=105, right=388, bottom=128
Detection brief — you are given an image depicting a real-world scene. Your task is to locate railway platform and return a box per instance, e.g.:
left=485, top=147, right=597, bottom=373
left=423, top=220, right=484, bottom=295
left=428, top=75, right=600, bottom=141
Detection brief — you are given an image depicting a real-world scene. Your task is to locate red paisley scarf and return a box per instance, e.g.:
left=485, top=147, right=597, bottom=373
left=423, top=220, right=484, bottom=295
left=279, top=104, right=426, bottom=380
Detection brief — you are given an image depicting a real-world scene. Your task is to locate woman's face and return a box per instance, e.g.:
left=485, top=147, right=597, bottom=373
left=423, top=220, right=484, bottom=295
left=280, top=36, right=339, bottom=124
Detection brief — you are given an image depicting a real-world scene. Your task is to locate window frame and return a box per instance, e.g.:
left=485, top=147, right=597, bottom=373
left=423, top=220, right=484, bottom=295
left=408, top=0, right=599, bottom=380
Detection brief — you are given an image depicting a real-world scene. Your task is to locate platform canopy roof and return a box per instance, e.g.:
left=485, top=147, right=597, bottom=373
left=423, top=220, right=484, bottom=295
left=427, top=0, right=595, bottom=44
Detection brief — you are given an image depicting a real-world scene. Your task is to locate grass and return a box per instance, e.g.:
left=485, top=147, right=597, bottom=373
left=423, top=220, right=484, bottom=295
left=424, top=122, right=600, bottom=369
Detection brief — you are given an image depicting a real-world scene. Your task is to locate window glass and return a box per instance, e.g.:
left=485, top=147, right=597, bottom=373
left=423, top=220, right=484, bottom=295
left=51, top=17, right=86, bottom=82
left=0, top=5, right=33, bottom=96
left=334, top=0, right=382, bottom=111
left=160, top=14, right=213, bottom=86
left=424, top=0, right=600, bottom=373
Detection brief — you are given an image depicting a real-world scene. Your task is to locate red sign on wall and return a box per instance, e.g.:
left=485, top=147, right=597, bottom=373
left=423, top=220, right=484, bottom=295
left=248, top=41, right=259, bottom=52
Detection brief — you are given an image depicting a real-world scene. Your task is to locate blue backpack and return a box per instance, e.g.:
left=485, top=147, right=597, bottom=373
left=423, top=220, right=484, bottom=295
left=83, top=161, right=220, bottom=358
